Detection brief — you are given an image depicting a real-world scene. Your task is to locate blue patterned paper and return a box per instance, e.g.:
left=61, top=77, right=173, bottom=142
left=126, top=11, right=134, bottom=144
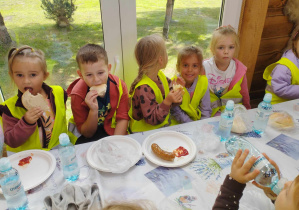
left=267, top=134, right=299, bottom=160
left=145, top=166, right=193, bottom=197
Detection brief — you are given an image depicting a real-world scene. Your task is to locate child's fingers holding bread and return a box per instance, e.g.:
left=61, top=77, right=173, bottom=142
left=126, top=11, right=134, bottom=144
left=173, top=83, right=185, bottom=96
left=24, top=107, right=44, bottom=124
left=173, top=76, right=186, bottom=87
left=85, top=90, right=99, bottom=110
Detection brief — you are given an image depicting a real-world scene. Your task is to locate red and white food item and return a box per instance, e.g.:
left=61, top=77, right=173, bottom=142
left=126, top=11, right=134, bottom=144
left=151, top=143, right=175, bottom=161
left=173, top=146, right=189, bottom=157
left=18, top=153, right=34, bottom=166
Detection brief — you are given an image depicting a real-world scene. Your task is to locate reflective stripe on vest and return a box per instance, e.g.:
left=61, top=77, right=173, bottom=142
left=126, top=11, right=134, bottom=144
left=111, top=78, right=123, bottom=128
left=129, top=70, right=172, bottom=133
left=210, top=77, right=243, bottom=116
left=2, top=86, right=67, bottom=152
left=263, top=57, right=299, bottom=104
left=179, top=75, right=208, bottom=121
left=67, top=117, right=81, bottom=144
left=67, top=79, right=123, bottom=140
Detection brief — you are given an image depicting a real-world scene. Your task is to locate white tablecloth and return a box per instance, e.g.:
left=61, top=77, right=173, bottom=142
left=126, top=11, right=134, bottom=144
left=1, top=99, right=299, bottom=210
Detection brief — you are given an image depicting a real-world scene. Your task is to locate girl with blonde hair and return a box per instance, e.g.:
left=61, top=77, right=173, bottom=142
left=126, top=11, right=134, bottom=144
left=203, top=25, right=251, bottom=116
left=128, top=34, right=183, bottom=133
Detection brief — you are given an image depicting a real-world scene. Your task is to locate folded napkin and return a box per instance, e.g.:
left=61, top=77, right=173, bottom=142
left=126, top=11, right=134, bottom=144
left=44, top=183, right=101, bottom=210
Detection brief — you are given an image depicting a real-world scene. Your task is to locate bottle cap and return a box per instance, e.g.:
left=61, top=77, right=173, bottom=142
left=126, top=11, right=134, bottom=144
left=59, top=133, right=70, bottom=146
left=0, top=157, right=12, bottom=172
left=226, top=100, right=234, bottom=110
left=263, top=93, right=272, bottom=103
left=272, top=177, right=288, bottom=195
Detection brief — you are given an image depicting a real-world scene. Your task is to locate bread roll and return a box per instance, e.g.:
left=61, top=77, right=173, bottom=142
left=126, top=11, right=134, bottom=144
left=269, top=112, right=295, bottom=129
left=173, top=84, right=185, bottom=96
left=231, top=115, right=247, bottom=134
left=21, top=90, right=49, bottom=112
left=90, top=84, right=107, bottom=98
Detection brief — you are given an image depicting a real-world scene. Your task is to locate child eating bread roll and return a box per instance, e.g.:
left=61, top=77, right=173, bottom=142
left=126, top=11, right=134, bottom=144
left=0, top=45, right=68, bottom=152
left=67, top=44, right=129, bottom=144
left=171, top=46, right=212, bottom=123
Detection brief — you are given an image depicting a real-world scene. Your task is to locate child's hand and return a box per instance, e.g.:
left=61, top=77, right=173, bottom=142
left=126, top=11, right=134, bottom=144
left=85, top=90, right=98, bottom=111
left=164, top=90, right=183, bottom=106
left=252, top=153, right=281, bottom=200
left=230, top=149, right=260, bottom=184
left=173, top=76, right=186, bottom=87
left=24, top=107, right=44, bottom=124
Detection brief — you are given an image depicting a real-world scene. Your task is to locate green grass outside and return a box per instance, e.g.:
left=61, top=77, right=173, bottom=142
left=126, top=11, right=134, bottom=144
left=0, top=0, right=221, bottom=118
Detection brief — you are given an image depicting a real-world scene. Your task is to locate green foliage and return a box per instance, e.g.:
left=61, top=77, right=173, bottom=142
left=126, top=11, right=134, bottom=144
left=40, top=0, right=77, bottom=27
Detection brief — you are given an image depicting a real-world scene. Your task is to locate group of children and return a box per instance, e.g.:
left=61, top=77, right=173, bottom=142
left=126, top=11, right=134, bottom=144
left=0, top=25, right=299, bottom=209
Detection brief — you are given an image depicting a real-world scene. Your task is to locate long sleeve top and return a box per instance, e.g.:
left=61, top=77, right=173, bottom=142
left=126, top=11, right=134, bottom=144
left=131, top=77, right=172, bottom=125
left=212, top=175, right=246, bottom=210
left=271, top=49, right=299, bottom=99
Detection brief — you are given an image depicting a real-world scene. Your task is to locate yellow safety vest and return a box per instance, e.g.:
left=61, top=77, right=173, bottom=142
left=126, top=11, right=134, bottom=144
left=67, top=78, right=123, bottom=141
left=129, top=70, right=173, bottom=133
left=1, top=86, right=67, bottom=152
left=263, top=57, right=299, bottom=104
left=210, top=78, right=243, bottom=116
left=174, top=75, right=208, bottom=121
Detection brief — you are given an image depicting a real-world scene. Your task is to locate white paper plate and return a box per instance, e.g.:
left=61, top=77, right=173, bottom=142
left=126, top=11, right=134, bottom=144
left=0, top=149, right=56, bottom=193
left=142, top=130, right=196, bottom=167
left=86, top=135, right=142, bottom=172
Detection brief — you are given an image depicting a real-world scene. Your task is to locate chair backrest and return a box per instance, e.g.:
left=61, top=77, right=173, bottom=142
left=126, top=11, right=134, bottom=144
left=0, top=86, right=5, bottom=103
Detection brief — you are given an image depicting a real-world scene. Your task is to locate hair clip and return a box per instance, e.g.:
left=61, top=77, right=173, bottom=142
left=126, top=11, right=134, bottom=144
left=215, top=24, right=234, bottom=31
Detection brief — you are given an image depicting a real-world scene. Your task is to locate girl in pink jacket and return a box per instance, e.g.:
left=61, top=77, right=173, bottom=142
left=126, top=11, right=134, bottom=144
left=203, top=25, right=251, bottom=116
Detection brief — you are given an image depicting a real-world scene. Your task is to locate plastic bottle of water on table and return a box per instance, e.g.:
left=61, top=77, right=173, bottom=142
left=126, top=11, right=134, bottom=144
left=218, top=100, right=235, bottom=142
left=225, top=136, right=287, bottom=195
left=0, top=157, right=28, bottom=210
left=253, top=93, right=272, bottom=134
left=58, top=133, right=80, bottom=182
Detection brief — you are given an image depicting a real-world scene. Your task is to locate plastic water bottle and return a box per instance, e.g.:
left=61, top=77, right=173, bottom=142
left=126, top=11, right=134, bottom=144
left=253, top=93, right=272, bottom=134
left=58, top=133, right=80, bottom=182
left=218, top=100, right=235, bottom=142
left=0, top=157, right=28, bottom=210
left=225, top=136, right=287, bottom=195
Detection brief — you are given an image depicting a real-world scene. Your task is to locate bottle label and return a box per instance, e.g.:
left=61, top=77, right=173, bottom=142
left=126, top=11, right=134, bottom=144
left=252, top=156, right=266, bottom=170
left=2, top=179, right=22, bottom=196
left=256, top=110, right=270, bottom=119
left=252, top=156, right=277, bottom=178
left=219, top=118, right=233, bottom=128
left=65, top=153, right=76, bottom=165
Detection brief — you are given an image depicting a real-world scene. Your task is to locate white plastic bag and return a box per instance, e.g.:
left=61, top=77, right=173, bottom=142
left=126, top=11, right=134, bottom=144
left=193, top=124, right=221, bottom=152
left=231, top=104, right=252, bottom=134
left=96, top=139, right=138, bottom=173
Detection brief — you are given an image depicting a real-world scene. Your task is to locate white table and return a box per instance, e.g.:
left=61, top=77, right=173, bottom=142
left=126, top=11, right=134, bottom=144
left=1, top=99, right=299, bottom=210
